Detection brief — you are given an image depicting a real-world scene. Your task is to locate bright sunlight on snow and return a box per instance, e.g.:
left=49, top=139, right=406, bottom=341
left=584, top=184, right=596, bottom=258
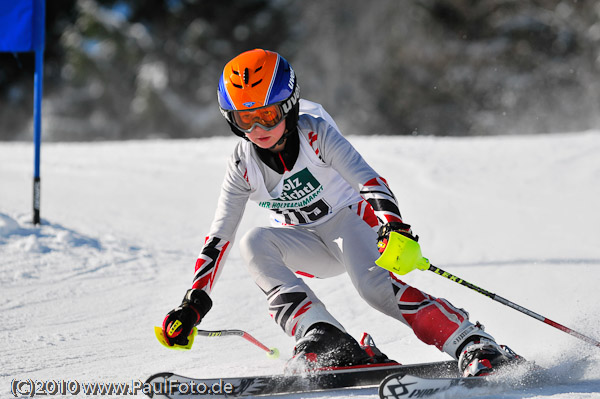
left=2, top=132, right=600, bottom=398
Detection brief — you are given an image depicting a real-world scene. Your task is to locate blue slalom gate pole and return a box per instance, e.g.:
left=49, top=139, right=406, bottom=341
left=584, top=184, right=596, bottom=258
left=33, top=48, right=44, bottom=224
left=32, top=0, right=46, bottom=225
left=0, top=0, right=45, bottom=224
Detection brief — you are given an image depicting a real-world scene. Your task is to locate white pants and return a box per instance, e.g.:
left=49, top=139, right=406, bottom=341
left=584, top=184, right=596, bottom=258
left=239, top=206, right=493, bottom=358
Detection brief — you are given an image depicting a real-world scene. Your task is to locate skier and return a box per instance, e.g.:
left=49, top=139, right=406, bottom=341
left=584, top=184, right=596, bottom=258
left=160, top=49, right=520, bottom=377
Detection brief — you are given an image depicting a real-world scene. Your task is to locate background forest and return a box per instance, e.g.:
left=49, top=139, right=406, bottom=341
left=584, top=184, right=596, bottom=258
left=2, top=0, right=600, bottom=141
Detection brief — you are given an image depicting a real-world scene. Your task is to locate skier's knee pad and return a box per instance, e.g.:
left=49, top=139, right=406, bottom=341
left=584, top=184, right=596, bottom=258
left=239, top=227, right=272, bottom=260
left=240, top=227, right=264, bottom=258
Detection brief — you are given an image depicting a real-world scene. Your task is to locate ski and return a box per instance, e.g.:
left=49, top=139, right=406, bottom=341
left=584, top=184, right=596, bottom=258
left=144, top=360, right=458, bottom=398
left=379, top=374, right=491, bottom=399
left=379, top=364, right=553, bottom=399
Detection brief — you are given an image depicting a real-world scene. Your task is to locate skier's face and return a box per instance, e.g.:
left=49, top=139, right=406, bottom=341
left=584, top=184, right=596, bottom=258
left=245, top=120, right=286, bottom=150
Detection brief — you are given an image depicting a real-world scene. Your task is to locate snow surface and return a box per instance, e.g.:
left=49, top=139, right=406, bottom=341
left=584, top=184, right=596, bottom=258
left=2, top=132, right=600, bottom=398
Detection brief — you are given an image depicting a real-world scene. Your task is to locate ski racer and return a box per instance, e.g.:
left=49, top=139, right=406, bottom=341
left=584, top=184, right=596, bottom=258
left=160, top=49, right=520, bottom=377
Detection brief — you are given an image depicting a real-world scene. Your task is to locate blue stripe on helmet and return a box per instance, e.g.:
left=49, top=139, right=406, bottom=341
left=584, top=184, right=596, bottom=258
left=217, top=73, right=236, bottom=111
left=266, top=55, right=294, bottom=105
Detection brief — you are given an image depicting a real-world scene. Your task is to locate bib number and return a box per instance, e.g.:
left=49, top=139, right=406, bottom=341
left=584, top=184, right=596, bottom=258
left=273, top=199, right=331, bottom=225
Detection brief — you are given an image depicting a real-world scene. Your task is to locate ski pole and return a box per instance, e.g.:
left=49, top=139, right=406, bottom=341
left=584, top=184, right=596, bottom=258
left=376, top=231, right=600, bottom=348
left=154, top=326, right=280, bottom=358
left=426, top=264, right=600, bottom=348
left=197, top=329, right=280, bottom=358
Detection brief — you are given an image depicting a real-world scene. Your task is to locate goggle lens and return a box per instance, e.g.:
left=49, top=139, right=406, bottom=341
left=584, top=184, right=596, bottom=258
left=232, top=104, right=284, bottom=132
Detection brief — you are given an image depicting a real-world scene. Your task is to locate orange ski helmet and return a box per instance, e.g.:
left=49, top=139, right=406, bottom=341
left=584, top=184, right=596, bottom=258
left=218, top=49, right=300, bottom=140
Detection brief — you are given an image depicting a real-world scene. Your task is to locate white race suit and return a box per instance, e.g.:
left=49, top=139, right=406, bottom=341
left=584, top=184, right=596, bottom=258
left=191, top=99, right=493, bottom=358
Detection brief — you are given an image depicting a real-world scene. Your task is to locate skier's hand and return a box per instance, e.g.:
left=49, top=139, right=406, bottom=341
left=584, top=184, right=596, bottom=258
left=376, top=221, right=417, bottom=253
left=162, top=289, right=212, bottom=348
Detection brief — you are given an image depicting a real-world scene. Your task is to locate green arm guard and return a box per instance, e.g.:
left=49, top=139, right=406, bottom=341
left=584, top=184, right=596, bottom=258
left=375, top=231, right=431, bottom=275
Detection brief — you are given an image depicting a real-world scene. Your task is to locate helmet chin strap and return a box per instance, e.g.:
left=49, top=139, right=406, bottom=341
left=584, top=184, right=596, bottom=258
left=267, top=100, right=299, bottom=151
left=268, top=129, right=289, bottom=151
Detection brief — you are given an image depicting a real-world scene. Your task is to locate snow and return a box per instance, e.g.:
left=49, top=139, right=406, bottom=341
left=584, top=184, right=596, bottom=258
left=1, top=131, right=600, bottom=398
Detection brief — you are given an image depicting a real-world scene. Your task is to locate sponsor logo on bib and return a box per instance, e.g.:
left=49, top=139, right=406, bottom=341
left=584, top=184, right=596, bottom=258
left=259, top=168, right=322, bottom=208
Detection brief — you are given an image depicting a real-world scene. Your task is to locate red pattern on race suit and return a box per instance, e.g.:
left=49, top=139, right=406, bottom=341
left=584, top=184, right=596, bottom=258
left=191, top=236, right=230, bottom=294
left=360, top=177, right=403, bottom=224
left=350, top=199, right=379, bottom=230
left=390, top=273, right=467, bottom=350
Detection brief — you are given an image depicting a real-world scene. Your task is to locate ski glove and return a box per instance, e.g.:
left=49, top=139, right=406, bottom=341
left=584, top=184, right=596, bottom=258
left=162, top=289, right=212, bottom=347
left=376, top=221, right=417, bottom=254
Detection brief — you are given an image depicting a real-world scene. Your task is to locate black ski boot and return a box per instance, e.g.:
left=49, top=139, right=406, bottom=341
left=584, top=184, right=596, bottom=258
left=286, top=323, right=376, bottom=372
left=458, top=338, right=524, bottom=377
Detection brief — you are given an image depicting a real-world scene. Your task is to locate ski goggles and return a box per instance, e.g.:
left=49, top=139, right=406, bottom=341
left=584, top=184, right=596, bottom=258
left=228, top=103, right=285, bottom=133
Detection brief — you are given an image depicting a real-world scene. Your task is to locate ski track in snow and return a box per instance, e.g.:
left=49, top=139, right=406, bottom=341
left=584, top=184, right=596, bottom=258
left=1, top=132, right=600, bottom=398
